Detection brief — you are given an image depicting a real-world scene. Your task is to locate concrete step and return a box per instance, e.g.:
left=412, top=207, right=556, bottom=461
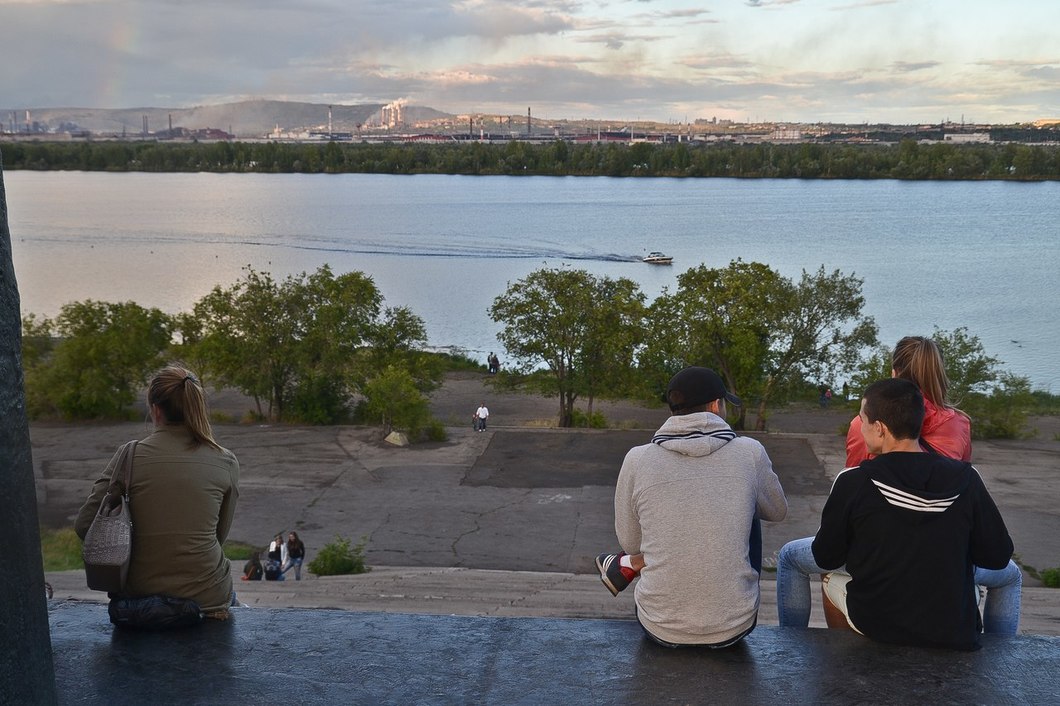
left=45, top=566, right=1060, bottom=636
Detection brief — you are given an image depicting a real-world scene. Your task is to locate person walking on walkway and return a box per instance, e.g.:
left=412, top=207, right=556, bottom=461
left=475, top=402, right=489, bottom=432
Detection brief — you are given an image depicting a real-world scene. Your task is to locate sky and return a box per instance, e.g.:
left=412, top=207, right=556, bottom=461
left=3, top=0, right=1059, bottom=124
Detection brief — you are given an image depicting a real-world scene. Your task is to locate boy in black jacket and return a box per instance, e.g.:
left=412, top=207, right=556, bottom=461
left=811, top=378, right=1014, bottom=650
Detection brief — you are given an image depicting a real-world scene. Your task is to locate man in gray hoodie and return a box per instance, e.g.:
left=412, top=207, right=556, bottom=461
left=596, top=366, right=788, bottom=647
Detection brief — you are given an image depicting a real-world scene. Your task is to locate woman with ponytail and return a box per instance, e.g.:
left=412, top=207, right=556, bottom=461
left=76, top=365, right=240, bottom=619
left=845, top=336, right=971, bottom=466
left=776, top=336, right=1021, bottom=635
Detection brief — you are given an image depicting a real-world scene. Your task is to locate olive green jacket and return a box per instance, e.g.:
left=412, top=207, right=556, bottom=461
left=76, top=426, right=240, bottom=612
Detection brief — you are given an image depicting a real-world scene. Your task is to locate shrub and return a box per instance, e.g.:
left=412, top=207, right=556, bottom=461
left=362, top=366, right=431, bottom=436
left=424, top=419, right=448, bottom=442
left=966, top=372, right=1035, bottom=440
left=432, top=349, right=484, bottom=372
left=40, top=528, right=84, bottom=571
left=241, top=409, right=267, bottom=424
left=307, top=535, right=369, bottom=576
left=1042, top=568, right=1060, bottom=589
left=22, top=302, right=173, bottom=420
left=571, top=408, right=608, bottom=428
left=287, top=374, right=353, bottom=424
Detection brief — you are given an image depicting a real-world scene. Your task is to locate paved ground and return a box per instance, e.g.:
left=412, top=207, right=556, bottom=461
left=37, top=372, right=1060, bottom=634
left=46, top=603, right=1060, bottom=705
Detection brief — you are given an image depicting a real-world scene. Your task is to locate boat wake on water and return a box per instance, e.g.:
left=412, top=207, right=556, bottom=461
left=47, top=229, right=646, bottom=264
left=232, top=239, right=644, bottom=263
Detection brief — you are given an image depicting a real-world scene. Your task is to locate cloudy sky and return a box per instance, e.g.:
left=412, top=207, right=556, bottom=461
left=3, top=0, right=1059, bottom=124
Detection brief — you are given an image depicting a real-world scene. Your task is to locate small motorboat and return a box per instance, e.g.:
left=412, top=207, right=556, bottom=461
left=643, top=251, right=673, bottom=264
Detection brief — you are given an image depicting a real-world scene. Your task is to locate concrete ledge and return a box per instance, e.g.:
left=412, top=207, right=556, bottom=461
left=50, top=603, right=1058, bottom=704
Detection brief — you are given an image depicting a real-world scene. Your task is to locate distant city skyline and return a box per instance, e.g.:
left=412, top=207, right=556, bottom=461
left=3, top=0, right=1059, bottom=125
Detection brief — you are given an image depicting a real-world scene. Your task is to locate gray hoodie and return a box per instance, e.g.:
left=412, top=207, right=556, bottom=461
left=615, top=411, right=787, bottom=645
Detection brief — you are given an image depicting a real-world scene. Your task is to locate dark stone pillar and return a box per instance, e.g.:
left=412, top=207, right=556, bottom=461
left=0, top=155, right=57, bottom=702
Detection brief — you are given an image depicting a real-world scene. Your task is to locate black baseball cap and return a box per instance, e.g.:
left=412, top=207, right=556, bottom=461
left=666, top=366, right=742, bottom=412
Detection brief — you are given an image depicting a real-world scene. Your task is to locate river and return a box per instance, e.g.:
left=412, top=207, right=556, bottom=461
left=4, top=171, right=1057, bottom=390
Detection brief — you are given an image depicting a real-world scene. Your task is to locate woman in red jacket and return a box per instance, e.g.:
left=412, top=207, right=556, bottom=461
left=845, top=336, right=970, bottom=466
left=778, top=335, right=1021, bottom=634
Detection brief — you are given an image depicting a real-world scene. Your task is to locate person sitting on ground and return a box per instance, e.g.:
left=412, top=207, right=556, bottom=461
left=795, top=378, right=1015, bottom=650
left=242, top=554, right=264, bottom=581
left=75, top=365, right=240, bottom=619
left=776, top=336, right=1022, bottom=634
left=595, top=366, right=788, bottom=648
left=282, top=531, right=306, bottom=581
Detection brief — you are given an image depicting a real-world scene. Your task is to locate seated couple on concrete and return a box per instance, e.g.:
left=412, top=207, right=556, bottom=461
left=776, top=378, right=1019, bottom=650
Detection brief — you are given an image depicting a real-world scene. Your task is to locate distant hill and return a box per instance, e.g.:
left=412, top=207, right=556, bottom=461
left=1, top=100, right=452, bottom=138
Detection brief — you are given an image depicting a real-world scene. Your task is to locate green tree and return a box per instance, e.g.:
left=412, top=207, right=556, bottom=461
left=361, top=365, right=431, bottom=436
left=188, top=265, right=384, bottom=422
left=929, top=326, right=1002, bottom=402
left=20, top=314, right=57, bottom=418
left=362, top=306, right=440, bottom=395
left=291, top=265, right=385, bottom=415
left=23, top=300, right=173, bottom=419
left=966, top=371, right=1035, bottom=440
left=643, top=260, right=783, bottom=429
left=575, top=276, right=646, bottom=423
left=490, top=268, right=645, bottom=427
left=188, top=267, right=300, bottom=420
left=754, top=267, right=877, bottom=429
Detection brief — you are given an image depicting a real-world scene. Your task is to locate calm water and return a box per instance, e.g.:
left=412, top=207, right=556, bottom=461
left=4, top=171, right=1058, bottom=390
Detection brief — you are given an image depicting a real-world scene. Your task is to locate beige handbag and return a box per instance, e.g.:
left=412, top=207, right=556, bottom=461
left=82, top=441, right=137, bottom=592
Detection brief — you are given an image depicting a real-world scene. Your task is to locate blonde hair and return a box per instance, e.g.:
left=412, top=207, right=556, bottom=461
left=890, top=336, right=955, bottom=410
left=147, top=365, right=222, bottom=451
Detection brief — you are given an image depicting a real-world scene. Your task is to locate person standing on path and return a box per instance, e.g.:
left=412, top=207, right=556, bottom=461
left=282, top=532, right=306, bottom=580
left=475, top=402, right=489, bottom=431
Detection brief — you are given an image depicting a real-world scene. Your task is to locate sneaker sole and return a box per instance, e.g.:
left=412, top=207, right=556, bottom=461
left=595, top=555, right=621, bottom=597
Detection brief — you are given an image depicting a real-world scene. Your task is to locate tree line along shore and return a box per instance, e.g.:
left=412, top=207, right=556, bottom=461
left=4, top=139, right=1060, bottom=180
left=20, top=261, right=1057, bottom=441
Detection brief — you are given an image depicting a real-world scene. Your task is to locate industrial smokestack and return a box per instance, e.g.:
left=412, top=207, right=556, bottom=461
left=527, top=107, right=531, bottom=136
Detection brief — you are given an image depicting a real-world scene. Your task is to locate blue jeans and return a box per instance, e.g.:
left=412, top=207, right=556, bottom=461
left=282, top=557, right=304, bottom=580
left=636, top=605, right=757, bottom=649
left=775, top=536, right=1022, bottom=634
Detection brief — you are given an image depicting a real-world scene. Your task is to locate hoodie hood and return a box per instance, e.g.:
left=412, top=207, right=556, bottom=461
left=650, top=412, right=736, bottom=458
left=862, top=452, right=975, bottom=515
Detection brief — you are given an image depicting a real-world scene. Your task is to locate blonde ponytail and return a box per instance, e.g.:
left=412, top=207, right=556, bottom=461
left=147, top=365, right=222, bottom=451
left=891, top=336, right=956, bottom=411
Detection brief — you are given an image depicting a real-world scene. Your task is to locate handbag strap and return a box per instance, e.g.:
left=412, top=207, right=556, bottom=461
left=111, top=440, right=138, bottom=498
